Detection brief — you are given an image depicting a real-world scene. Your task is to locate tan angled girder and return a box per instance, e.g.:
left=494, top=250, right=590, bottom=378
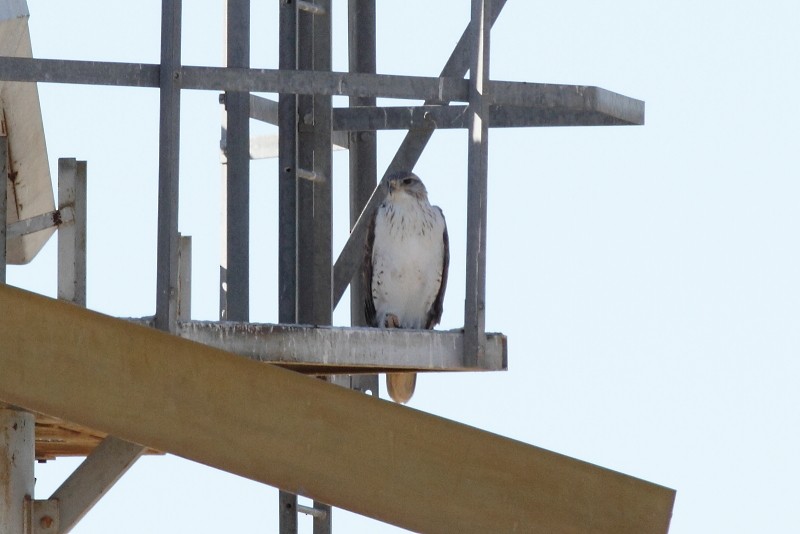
left=0, top=284, right=674, bottom=533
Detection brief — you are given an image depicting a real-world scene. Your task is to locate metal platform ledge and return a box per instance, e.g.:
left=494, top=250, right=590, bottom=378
left=170, top=321, right=508, bottom=375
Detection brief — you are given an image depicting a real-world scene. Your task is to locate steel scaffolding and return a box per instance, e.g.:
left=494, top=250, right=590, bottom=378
left=0, top=1, right=654, bottom=532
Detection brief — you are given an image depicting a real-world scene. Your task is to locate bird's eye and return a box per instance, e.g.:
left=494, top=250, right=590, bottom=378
left=403, top=177, right=414, bottom=185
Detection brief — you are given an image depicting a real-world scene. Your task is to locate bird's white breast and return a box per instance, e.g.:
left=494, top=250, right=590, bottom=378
left=371, top=197, right=446, bottom=329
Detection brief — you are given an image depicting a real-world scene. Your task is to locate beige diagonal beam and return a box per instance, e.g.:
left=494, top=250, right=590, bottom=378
left=0, top=284, right=675, bottom=533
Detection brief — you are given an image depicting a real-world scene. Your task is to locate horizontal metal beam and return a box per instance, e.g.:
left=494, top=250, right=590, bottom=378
left=5, top=207, right=72, bottom=239
left=125, top=317, right=505, bottom=374
left=0, top=284, right=675, bottom=533
left=332, top=100, right=643, bottom=131
left=253, top=95, right=643, bottom=131
left=177, top=321, right=506, bottom=374
left=0, top=56, right=467, bottom=101
left=0, top=57, right=645, bottom=117
left=249, top=95, right=351, bottom=150
left=0, top=56, right=160, bottom=87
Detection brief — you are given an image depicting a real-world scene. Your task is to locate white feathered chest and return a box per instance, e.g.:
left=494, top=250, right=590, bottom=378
left=370, top=194, right=447, bottom=329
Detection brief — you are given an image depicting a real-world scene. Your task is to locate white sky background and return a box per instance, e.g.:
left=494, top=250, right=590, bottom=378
left=7, top=0, right=800, bottom=532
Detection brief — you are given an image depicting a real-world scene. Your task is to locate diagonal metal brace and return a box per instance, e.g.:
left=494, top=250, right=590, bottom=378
left=332, top=0, right=509, bottom=308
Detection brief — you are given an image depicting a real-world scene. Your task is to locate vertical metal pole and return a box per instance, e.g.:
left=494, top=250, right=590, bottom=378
left=278, top=1, right=299, bottom=531
left=295, top=1, right=335, bottom=531
left=58, top=158, right=87, bottom=307
left=224, top=0, right=251, bottom=322
left=155, top=0, right=182, bottom=334
left=278, top=0, right=298, bottom=327
left=0, top=135, right=7, bottom=282
left=0, top=409, right=34, bottom=534
left=178, top=235, right=192, bottom=322
left=347, top=0, right=379, bottom=396
left=295, top=8, right=317, bottom=325
left=464, top=0, right=491, bottom=366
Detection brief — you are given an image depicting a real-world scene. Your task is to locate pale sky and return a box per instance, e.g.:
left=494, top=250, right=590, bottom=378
left=7, top=1, right=800, bottom=532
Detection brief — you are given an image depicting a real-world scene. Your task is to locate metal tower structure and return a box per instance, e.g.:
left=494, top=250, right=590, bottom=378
left=0, top=1, right=675, bottom=533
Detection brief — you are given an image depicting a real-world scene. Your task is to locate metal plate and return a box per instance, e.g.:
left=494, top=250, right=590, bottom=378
left=1, top=3, right=55, bottom=264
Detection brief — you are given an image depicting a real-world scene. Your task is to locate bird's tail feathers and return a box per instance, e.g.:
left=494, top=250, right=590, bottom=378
left=386, top=372, right=416, bottom=404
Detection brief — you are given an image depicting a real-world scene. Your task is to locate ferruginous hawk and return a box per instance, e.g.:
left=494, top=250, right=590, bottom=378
left=364, top=171, right=449, bottom=403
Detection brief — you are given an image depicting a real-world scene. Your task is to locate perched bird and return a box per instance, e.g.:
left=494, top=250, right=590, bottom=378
left=364, top=171, right=449, bottom=403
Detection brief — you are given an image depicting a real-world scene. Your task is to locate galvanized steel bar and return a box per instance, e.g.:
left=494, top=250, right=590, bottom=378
left=50, top=436, right=145, bottom=534
left=347, top=0, right=379, bottom=396
left=251, top=94, right=351, bottom=148
left=0, top=56, right=160, bottom=87
left=176, top=321, right=507, bottom=373
left=6, top=208, right=72, bottom=240
left=278, top=0, right=299, bottom=327
left=0, top=56, right=466, bottom=101
left=181, top=65, right=466, bottom=101
left=295, top=4, right=333, bottom=329
left=257, top=96, right=644, bottom=131
left=154, top=0, right=182, bottom=334
left=57, top=159, right=87, bottom=307
left=0, top=409, right=34, bottom=534
left=297, top=504, right=328, bottom=519
left=178, top=235, right=191, bottom=322
left=278, top=0, right=300, bottom=528
left=297, top=0, right=325, bottom=16
left=332, top=98, right=644, bottom=131
left=0, top=57, right=645, bottom=120
left=223, top=0, right=250, bottom=322
left=331, top=0, right=508, bottom=308
left=464, top=0, right=491, bottom=365
left=308, top=2, right=334, bottom=530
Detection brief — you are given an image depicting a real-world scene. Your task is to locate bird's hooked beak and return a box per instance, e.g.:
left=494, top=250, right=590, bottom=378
left=387, top=179, right=399, bottom=194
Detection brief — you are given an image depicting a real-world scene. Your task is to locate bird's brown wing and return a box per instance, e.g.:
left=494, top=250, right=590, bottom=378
left=363, top=209, right=378, bottom=327
left=425, top=207, right=449, bottom=329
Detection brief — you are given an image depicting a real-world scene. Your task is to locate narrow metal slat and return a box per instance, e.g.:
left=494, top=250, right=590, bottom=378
left=464, top=0, right=492, bottom=365
left=223, top=0, right=251, bottom=322
left=154, top=0, right=182, bottom=334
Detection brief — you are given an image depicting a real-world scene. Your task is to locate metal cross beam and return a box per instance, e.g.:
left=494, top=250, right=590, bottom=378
left=251, top=92, right=644, bottom=131
left=0, top=56, right=645, bottom=112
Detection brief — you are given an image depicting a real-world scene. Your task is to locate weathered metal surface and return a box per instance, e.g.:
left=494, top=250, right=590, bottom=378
left=331, top=97, right=644, bottom=131
left=51, top=436, right=145, bottom=534
left=279, top=3, right=301, bottom=528
left=177, top=235, right=191, bottom=322
left=176, top=321, right=506, bottom=374
left=0, top=57, right=645, bottom=126
left=0, top=284, right=675, bottom=533
left=6, top=207, right=70, bottom=239
left=154, top=0, right=182, bottom=334
left=464, top=0, right=491, bottom=365
left=0, top=408, right=34, bottom=534
left=30, top=498, right=59, bottom=534
left=0, top=7, right=56, bottom=264
left=122, top=316, right=506, bottom=374
left=347, top=0, right=379, bottom=396
left=250, top=95, right=350, bottom=150
left=57, top=160, right=86, bottom=307
left=222, top=0, right=250, bottom=323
